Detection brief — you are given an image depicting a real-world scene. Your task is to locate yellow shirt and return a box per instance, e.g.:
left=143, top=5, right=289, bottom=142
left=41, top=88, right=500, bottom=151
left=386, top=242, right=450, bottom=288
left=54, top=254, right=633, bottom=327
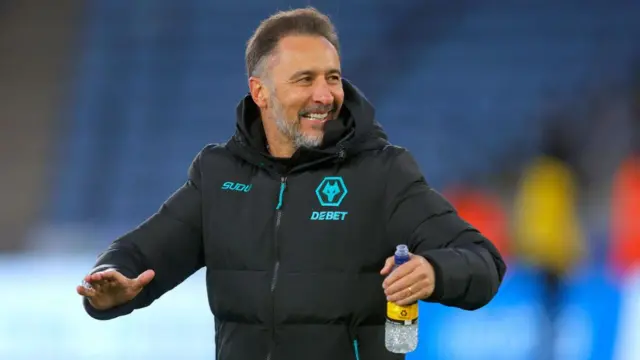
left=513, top=156, right=585, bottom=273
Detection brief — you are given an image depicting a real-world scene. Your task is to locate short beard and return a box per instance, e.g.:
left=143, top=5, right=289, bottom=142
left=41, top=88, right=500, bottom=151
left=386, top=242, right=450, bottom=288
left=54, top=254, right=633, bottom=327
left=270, top=95, right=323, bottom=149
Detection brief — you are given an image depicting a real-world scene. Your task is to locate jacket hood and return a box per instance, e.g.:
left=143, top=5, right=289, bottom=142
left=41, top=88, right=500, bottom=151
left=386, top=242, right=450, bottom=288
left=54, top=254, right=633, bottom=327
left=227, top=79, right=389, bottom=173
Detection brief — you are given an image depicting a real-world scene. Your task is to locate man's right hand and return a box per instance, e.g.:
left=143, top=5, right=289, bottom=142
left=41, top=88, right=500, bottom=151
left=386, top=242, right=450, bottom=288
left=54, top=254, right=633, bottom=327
left=76, top=269, right=155, bottom=311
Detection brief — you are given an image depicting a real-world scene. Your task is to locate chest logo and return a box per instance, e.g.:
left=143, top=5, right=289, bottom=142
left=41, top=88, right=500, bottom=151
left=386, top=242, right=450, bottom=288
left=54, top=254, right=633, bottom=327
left=312, top=176, right=348, bottom=221
left=315, top=176, right=348, bottom=206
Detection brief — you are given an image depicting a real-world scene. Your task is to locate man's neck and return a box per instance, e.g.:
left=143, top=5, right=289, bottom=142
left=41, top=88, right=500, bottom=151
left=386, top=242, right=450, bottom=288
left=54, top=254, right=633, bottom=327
left=267, top=141, right=295, bottom=158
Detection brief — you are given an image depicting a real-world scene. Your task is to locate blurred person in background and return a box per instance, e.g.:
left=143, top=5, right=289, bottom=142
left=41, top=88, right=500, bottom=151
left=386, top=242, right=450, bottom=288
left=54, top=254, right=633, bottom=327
left=76, top=7, right=505, bottom=360
left=610, top=73, right=640, bottom=277
left=513, top=125, right=586, bottom=360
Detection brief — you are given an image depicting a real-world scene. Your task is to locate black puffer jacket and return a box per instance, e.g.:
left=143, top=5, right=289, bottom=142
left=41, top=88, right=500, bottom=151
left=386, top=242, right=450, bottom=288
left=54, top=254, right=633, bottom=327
left=83, top=80, right=506, bottom=360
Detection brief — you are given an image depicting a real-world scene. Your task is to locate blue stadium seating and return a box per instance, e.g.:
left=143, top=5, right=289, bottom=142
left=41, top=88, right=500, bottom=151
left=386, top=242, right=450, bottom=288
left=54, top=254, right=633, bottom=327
left=48, top=0, right=640, bottom=230
left=375, top=0, right=640, bottom=186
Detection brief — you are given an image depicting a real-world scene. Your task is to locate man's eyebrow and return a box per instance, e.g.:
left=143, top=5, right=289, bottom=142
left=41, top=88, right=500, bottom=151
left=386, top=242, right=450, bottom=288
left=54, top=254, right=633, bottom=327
left=289, top=70, right=314, bottom=79
left=289, top=68, right=342, bottom=79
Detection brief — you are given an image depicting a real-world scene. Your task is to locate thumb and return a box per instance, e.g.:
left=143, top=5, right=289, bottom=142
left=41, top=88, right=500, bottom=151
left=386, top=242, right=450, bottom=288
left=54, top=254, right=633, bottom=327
left=380, top=256, right=395, bottom=275
left=132, top=269, right=155, bottom=290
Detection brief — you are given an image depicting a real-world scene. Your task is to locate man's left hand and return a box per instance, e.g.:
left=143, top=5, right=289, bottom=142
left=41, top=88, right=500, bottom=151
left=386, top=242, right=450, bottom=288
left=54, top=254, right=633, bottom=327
left=380, top=253, right=435, bottom=306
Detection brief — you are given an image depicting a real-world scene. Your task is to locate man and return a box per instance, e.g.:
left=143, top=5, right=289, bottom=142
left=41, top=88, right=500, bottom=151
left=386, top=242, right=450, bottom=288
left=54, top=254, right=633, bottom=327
left=77, top=7, right=506, bottom=360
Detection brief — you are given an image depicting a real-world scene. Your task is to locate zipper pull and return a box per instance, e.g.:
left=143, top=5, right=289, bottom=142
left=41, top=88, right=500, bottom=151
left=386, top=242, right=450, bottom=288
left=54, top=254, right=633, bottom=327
left=353, top=339, right=360, bottom=360
left=275, top=177, right=287, bottom=210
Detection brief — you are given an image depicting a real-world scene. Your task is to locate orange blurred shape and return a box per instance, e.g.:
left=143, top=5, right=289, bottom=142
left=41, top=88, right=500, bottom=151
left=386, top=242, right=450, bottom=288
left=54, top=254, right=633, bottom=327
left=444, top=187, right=510, bottom=260
left=610, top=155, right=640, bottom=276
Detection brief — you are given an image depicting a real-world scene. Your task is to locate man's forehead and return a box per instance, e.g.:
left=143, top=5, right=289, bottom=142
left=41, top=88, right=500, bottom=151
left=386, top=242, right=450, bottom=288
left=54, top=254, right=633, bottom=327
left=276, top=34, right=336, bottom=51
left=271, top=35, right=340, bottom=72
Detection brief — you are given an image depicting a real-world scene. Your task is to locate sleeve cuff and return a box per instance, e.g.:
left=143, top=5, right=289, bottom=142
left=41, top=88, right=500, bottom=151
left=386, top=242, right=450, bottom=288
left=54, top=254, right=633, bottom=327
left=83, top=296, right=137, bottom=320
left=420, top=248, right=469, bottom=302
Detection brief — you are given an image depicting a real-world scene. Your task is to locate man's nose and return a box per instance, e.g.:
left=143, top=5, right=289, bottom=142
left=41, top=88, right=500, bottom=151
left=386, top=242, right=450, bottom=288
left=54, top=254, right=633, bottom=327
left=311, top=81, right=334, bottom=105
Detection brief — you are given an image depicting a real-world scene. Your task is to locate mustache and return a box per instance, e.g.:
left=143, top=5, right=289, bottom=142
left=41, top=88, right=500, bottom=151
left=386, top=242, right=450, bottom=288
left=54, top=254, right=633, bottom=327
left=299, top=103, right=338, bottom=116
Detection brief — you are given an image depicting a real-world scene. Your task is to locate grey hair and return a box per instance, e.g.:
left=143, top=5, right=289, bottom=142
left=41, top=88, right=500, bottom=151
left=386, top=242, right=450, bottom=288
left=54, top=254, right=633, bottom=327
left=251, top=54, right=275, bottom=91
left=251, top=55, right=270, bottom=78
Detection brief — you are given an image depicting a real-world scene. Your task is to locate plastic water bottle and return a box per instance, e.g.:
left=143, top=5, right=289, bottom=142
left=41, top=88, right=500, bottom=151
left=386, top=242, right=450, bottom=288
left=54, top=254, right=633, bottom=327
left=385, top=244, right=419, bottom=353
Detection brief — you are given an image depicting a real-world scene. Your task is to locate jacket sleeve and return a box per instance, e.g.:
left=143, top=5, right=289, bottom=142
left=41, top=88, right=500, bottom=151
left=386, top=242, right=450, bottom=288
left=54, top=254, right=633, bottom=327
left=83, top=151, right=205, bottom=320
left=384, top=148, right=506, bottom=310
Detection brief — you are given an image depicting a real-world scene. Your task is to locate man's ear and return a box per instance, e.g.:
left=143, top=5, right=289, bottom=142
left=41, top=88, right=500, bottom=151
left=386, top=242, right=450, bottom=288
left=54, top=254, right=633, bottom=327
left=249, top=77, right=268, bottom=108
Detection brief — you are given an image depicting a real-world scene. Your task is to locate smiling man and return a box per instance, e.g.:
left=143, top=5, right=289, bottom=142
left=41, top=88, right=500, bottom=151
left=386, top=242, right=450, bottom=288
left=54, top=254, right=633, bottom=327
left=249, top=25, right=345, bottom=155
left=258, top=35, right=342, bottom=151
left=77, top=7, right=506, bottom=360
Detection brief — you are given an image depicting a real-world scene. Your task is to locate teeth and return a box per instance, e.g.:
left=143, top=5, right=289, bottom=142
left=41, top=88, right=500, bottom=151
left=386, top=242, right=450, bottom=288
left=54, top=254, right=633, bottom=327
left=304, top=113, right=329, bottom=120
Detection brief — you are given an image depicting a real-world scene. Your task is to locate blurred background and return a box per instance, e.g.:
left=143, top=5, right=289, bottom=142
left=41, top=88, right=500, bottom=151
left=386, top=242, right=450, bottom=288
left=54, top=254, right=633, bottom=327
left=1, top=0, right=639, bottom=359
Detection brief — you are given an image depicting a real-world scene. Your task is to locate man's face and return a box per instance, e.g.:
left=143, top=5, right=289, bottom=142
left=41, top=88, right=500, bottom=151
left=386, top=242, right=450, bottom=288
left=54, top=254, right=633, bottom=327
left=258, top=35, right=344, bottom=149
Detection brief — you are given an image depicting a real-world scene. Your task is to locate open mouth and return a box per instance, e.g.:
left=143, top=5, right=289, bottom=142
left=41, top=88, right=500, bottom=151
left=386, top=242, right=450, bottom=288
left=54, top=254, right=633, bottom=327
left=300, top=112, right=332, bottom=122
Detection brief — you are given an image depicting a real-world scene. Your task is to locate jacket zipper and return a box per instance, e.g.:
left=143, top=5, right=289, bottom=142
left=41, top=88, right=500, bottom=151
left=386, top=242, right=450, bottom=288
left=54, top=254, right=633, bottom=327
left=267, top=176, right=287, bottom=360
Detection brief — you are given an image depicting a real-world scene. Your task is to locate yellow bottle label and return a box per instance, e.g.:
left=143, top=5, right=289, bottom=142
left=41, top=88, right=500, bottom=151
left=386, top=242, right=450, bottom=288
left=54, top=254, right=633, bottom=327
left=386, top=301, right=418, bottom=325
